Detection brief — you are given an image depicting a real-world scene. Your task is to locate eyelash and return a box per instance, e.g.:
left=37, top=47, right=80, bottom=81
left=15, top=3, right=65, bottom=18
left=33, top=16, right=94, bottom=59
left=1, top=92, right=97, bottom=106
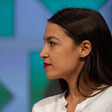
left=49, top=41, right=56, bottom=47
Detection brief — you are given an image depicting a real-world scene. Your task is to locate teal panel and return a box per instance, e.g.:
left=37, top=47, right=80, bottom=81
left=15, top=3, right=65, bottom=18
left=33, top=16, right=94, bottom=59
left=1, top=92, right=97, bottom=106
left=39, top=0, right=107, bottom=13
left=0, top=0, right=14, bottom=36
left=0, top=83, right=12, bottom=110
left=30, top=51, right=50, bottom=109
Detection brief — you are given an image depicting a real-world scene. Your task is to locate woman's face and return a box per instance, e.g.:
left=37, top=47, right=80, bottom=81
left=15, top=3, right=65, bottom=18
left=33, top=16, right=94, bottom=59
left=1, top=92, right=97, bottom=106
left=40, top=22, right=83, bottom=80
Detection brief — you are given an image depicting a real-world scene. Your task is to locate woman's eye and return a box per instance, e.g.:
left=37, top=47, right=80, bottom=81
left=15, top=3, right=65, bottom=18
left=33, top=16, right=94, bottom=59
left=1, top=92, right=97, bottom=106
left=50, top=41, right=56, bottom=46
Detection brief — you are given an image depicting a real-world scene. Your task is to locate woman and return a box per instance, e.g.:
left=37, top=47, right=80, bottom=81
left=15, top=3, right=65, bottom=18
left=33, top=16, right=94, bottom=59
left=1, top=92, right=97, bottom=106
left=32, top=8, right=112, bottom=112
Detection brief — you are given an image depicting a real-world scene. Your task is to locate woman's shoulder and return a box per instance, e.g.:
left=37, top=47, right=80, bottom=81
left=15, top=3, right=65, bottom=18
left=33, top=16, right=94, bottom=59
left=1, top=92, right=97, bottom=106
left=34, top=93, right=62, bottom=106
left=32, top=93, right=63, bottom=112
left=91, top=86, right=112, bottom=111
left=92, top=86, right=112, bottom=102
left=102, top=86, right=112, bottom=98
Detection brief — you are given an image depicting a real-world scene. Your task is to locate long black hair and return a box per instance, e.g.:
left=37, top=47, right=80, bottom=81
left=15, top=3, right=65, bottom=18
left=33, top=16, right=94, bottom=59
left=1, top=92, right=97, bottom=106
left=48, top=8, right=112, bottom=97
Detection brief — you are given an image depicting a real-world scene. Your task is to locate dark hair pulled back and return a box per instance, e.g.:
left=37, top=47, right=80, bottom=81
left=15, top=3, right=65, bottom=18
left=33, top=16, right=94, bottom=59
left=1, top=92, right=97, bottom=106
left=48, top=8, right=112, bottom=97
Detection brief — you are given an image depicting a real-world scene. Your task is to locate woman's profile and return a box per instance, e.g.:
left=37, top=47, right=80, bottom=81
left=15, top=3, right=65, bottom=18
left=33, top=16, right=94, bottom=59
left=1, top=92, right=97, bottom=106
left=32, top=8, right=112, bottom=112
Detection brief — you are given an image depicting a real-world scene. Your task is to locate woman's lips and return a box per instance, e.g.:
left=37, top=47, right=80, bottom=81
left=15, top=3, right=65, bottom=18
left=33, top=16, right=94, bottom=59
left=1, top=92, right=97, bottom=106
left=43, top=63, right=52, bottom=68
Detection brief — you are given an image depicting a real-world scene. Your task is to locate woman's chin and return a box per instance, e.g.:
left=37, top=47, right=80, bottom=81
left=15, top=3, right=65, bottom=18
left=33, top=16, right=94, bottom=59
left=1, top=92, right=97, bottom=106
left=46, top=72, right=61, bottom=79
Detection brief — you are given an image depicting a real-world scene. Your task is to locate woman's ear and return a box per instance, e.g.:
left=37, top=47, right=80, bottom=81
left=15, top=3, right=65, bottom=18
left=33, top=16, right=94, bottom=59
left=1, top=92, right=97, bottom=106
left=79, top=40, right=92, bottom=58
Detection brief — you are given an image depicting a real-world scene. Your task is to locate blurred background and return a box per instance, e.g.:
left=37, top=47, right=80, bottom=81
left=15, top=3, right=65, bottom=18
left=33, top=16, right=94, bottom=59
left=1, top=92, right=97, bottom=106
left=0, top=0, right=112, bottom=112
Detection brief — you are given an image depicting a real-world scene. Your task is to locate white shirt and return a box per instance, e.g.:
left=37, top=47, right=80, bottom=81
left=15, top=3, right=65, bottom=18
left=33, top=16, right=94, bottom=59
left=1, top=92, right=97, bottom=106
left=32, top=86, right=112, bottom=112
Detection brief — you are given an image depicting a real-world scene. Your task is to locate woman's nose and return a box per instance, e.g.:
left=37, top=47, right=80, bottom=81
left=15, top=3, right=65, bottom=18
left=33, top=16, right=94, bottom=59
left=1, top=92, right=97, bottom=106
left=39, top=46, right=48, bottom=58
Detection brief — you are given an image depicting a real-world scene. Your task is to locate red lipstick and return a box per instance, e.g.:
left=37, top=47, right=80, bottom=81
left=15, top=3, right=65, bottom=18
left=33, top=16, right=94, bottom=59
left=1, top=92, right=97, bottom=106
left=43, top=62, right=52, bottom=68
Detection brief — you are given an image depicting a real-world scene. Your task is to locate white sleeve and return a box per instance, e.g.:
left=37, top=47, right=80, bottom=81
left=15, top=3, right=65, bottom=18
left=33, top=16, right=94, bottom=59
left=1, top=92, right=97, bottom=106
left=32, top=94, right=61, bottom=112
left=32, top=104, right=37, bottom=112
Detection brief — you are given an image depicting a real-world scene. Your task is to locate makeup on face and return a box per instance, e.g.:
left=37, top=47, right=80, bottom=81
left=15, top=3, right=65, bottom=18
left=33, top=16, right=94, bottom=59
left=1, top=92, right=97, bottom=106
left=43, top=62, right=52, bottom=68
left=40, top=23, right=81, bottom=80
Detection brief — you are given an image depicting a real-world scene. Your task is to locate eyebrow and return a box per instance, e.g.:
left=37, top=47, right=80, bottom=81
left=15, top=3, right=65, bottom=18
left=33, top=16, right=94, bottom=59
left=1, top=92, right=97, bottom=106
left=43, top=36, right=60, bottom=41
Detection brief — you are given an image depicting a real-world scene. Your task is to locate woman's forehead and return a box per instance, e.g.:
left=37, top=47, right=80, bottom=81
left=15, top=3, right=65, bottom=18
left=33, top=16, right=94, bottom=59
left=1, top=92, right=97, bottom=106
left=45, top=22, right=64, bottom=33
left=44, top=23, right=68, bottom=40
